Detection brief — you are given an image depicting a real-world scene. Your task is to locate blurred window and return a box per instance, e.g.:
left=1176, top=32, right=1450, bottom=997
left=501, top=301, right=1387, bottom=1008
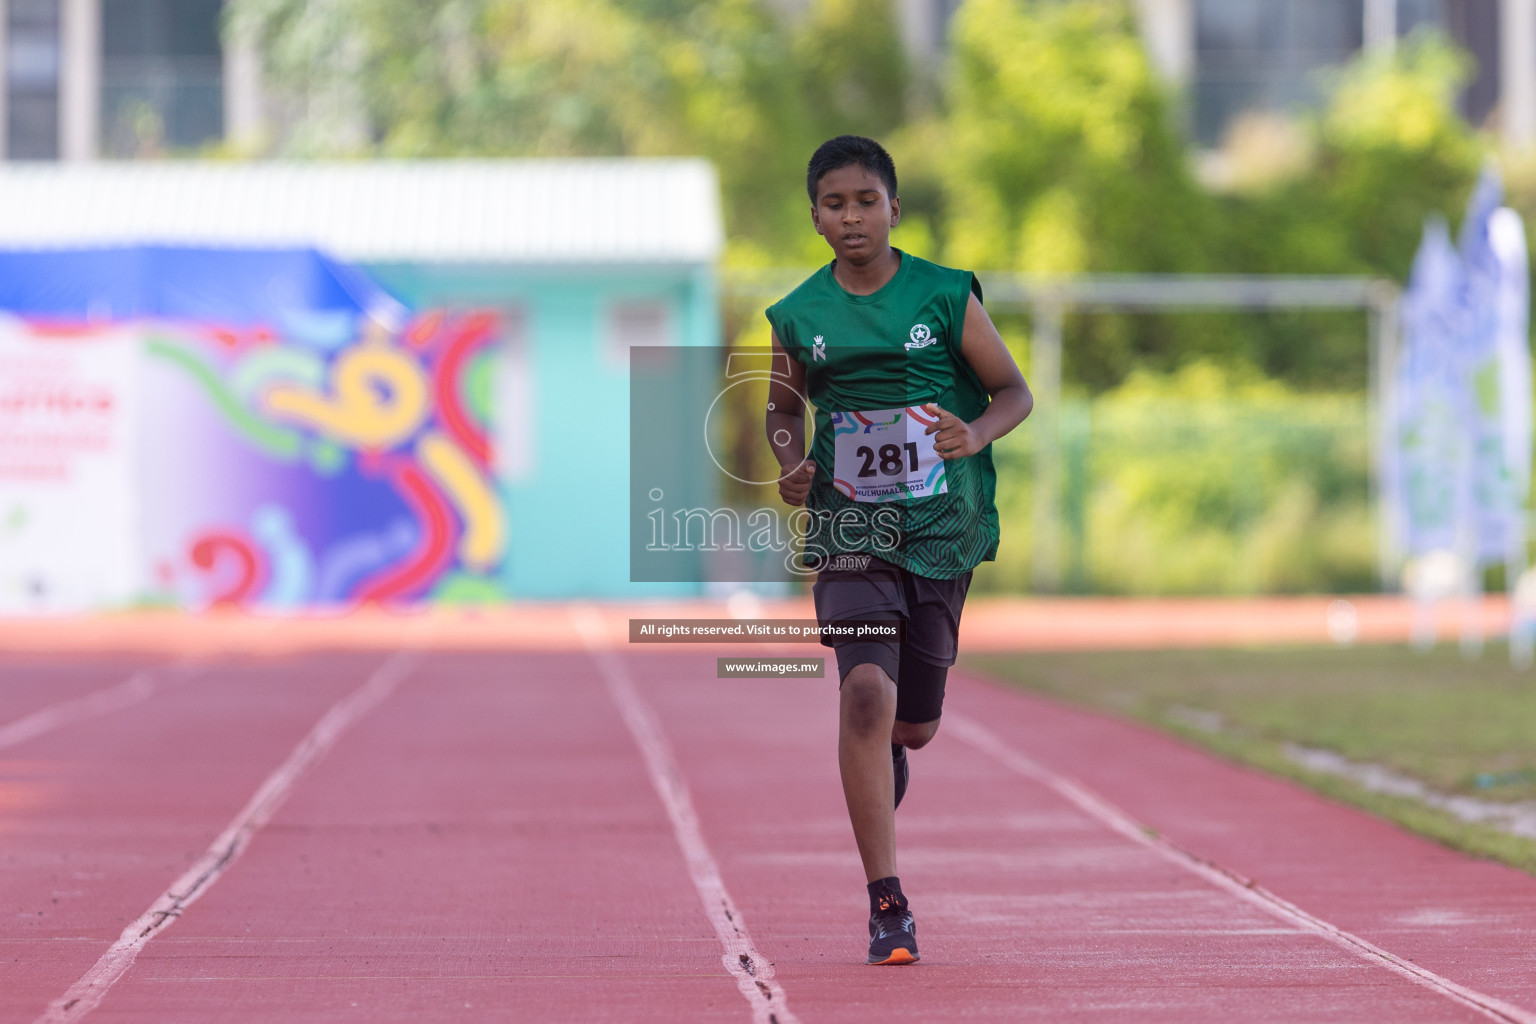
left=6, top=0, right=61, bottom=159
left=1398, top=0, right=1447, bottom=33
left=1190, top=0, right=1501, bottom=145
left=101, top=0, right=223, bottom=156
left=1395, top=2, right=1498, bottom=125
left=931, top=0, right=963, bottom=42
left=1438, top=0, right=1499, bottom=127
left=1193, top=0, right=1363, bottom=146
left=604, top=300, right=673, bottom=370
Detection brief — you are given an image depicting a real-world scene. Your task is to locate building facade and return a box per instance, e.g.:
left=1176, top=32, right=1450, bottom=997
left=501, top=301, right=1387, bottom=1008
left=1149, top=0, right=1527, bottom=146
left=1, top=0, right=256, bottom=160
left=900, top=0, right=1532, bottom=147
left=3, top=1, right=1530, bottom=156
left=0, top=159, right=725, bottom=602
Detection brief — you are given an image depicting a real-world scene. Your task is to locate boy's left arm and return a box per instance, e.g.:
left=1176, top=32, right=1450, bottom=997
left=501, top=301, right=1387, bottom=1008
left=924, top=293, right=1033, bottom=459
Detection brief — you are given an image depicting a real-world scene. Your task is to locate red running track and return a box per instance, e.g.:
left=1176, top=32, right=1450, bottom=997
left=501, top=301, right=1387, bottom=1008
left=2, top=645, right=1536, bottom=1023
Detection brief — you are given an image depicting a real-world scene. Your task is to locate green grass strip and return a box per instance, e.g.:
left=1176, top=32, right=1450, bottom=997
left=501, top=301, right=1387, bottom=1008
left=967, top=644, right=1536, bottom=877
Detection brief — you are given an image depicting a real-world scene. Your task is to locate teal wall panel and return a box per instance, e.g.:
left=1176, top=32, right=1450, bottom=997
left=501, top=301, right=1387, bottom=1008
left=364, top=262, right=717, bottom=599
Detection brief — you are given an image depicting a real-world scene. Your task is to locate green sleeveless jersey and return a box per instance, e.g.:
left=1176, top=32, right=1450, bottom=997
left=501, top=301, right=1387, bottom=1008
left=765, top=251, right=1000, bottom=579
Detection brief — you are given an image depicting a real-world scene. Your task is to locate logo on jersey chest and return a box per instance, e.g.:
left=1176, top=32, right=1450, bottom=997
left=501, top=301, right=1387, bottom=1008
left=905, top=323, right=935, bottom=350
left=812, top=335, right=826, bottom=361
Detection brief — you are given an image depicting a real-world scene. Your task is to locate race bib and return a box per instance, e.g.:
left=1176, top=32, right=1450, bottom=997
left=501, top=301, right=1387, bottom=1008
left=830, top=406, right=948, bottom=503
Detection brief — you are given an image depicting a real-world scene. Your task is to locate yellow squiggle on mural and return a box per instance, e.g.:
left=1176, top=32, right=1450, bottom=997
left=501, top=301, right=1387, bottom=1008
left=417, top=431, right=506, bottom=570
left=263, top=342, right=428, bottom=449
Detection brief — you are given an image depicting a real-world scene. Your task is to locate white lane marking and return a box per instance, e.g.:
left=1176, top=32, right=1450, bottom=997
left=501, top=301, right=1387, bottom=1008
left=32, top=651, right=418, bottom=1024
left=946, top=711, right=1536, bottom=1024
left=0, top=663, right=195, bottom=752
left=574, top=610, right=799, bottom=1024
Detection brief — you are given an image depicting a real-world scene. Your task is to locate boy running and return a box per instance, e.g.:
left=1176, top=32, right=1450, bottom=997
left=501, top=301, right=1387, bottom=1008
left=764, top=135, right=1033, bottom=965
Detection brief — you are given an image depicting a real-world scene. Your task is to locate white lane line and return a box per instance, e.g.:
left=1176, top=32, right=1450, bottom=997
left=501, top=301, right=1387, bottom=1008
left=946, top=711, right=1536, bottom=1024
left=32, top=651, right=418, bottom=1024
left=574, top=611, right=799, bottom=1024
left=0, top=663, right=195, bottom=752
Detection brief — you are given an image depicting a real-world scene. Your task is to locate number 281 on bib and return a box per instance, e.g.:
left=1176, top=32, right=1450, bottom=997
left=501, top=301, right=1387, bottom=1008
left=830, top=406, right=949, bottom=503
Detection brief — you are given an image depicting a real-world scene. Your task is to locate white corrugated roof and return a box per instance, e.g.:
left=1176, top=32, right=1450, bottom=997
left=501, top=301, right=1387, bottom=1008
left=0, top=159, right=723, bottom=264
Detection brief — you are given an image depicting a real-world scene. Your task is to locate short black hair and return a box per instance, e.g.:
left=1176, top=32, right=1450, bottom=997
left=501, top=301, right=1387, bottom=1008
left=806, top=135, right=898, bottom=204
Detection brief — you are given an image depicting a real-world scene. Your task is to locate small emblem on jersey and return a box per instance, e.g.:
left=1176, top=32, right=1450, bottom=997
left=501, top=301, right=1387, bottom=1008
left=813, top=335, right=827, bottom=361
left=905, top=324, right=935, bottom=350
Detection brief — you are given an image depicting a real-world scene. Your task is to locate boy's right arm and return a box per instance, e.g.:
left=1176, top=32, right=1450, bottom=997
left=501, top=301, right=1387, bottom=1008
left=765, top=330, right=816, bottom=506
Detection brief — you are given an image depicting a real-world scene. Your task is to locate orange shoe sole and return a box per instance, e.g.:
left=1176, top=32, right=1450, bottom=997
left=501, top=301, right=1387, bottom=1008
left=868, top=948, right=919, bottom=965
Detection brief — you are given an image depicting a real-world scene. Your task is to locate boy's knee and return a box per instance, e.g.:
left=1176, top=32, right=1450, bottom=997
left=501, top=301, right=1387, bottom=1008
left=840, top=664, right=895, bottom=736
left=892, top=717, right=940, bottom=749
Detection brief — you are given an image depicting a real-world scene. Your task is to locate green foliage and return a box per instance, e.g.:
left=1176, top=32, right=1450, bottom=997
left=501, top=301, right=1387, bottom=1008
left=231, top=0, right=1502, bottom=596
left=232, top=1, right=1487, bottom=329
left=934, top=10, right=1483, bottom=390
left=969, top=646, right=1536, bottom=877
left=937, top=0, right=1234, bottom=391
left=231, top=0, right=716, bottom=156
left=941, top=0, right=1207, bottom=275
left=1210, top=32, right=1480, bottom=301
left=1211, top=35, right=1480, bottom=383
left=978, top=362, right=1375, bottom=595
left=1081, top=364, right=1373, bottom=594
left=228, top=0, right=909, bottom=255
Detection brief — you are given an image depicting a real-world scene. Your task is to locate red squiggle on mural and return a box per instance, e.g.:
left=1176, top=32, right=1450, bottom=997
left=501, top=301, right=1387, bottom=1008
left=354, top=461, right=458, bottom=603
left=406, top=311, right=444, bottom=350
left=190, top=531, right=266, bottom=607
left=433, top=313, right=496, bottom=466
left=208, top=325, right=277, bottom=351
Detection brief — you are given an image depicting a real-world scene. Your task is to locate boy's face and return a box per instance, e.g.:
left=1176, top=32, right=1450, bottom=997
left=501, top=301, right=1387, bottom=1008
left=811, top=163, right=901, bottom=265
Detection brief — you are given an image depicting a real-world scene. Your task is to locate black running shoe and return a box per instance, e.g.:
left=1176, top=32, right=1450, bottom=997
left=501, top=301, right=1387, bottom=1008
left=892, top=744, right=909, bottom=810
left=867, top=897, right=919, bottom=965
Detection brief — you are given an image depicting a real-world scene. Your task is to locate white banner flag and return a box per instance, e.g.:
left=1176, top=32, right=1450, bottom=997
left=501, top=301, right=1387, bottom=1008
left=1392, top=215, right=1466, bottom=556
left=1457, top=169, right=1526, bottom=565
left=1491, top=207, right=1532, bottom=516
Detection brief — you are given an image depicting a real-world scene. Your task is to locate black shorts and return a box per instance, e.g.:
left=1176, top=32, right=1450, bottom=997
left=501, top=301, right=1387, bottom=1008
left=811, top=553, right=972, bottom=724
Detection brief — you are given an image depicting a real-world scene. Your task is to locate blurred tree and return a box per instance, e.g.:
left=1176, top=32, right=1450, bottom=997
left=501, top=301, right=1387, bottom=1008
left=934, top=3, right=1483, bottom=390
left=936, top=0, right=1227, bottom=390
left=1211, top=34, right=1481, bottom=385
left=1232, top=34, right=1481, bottom=281
left=226, top=0, right=1507, bottom=596
left=940, top=0, right=1209, bottom=275
left=227, top=0, right=909, bottom=256
left=232, top=0, right=1487, bottom=389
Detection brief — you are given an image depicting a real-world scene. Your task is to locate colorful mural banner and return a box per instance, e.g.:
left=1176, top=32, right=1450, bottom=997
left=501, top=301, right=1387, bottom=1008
left=0, top=309, right=509, bottom=612
left=0, top=319, right=143, bottom=612
left=140, top=310, right=509, bottom=610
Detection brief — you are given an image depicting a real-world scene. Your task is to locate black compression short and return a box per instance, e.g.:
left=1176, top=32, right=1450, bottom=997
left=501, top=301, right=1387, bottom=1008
left=810, top=553, right=972, bottom=724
